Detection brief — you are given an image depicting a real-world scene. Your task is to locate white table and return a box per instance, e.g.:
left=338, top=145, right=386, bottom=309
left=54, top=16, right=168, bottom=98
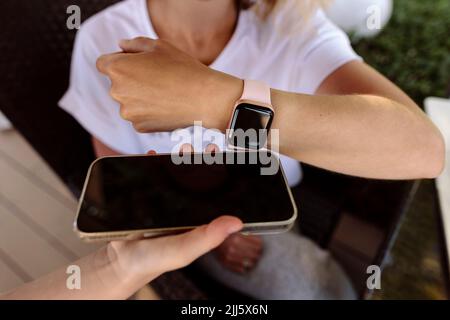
left=0, top=110, right=12, bottom=131
left=425, top=97, right=450, bottom=275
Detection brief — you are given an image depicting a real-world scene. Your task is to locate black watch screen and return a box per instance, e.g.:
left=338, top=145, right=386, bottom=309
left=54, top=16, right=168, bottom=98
left=227, top=103, right=274, bottom=149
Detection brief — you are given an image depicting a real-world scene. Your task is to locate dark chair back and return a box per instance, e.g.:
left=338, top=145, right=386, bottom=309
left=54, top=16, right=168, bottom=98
left=0, top=0, right=119, bottom=193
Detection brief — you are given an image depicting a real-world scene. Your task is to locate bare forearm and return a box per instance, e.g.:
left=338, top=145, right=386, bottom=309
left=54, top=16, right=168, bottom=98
left=1, top=215, right=242, bottom=299
left=1, top=246, right=142, bottom=300
left=205, top=74, right=444, bottom=179
left=268, top=90, right=444, bottom=179
left=96, top=39, right=444, bottom=180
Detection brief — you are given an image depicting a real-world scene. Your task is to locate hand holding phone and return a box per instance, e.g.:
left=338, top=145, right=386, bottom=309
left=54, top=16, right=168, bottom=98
left=108, top=215, right=243, bottom=285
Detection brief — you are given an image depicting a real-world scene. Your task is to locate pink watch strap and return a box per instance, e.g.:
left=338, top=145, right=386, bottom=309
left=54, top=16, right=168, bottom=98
left=240, top=80, right=272, bottom=105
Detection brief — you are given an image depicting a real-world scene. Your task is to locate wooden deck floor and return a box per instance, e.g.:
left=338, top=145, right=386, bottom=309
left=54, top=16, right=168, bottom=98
left=0, top=129, right=99, bottom=293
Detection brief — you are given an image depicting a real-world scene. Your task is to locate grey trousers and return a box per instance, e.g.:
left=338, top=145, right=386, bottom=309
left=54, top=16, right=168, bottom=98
left=195, top=231, right=356, bottom=300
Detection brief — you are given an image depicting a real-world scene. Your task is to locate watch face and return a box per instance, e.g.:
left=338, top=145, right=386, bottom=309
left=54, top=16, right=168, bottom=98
left=228, top=103, right=274, bottom=149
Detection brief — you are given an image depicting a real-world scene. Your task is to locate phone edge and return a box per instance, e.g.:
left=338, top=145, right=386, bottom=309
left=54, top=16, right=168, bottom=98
left=73, top=152, right=298, bottom=242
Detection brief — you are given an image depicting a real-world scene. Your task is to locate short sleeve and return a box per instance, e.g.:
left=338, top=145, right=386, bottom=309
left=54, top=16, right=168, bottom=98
left=295, top=10, right=363, bottom=94
left=58, top=24, right=142, bottom=154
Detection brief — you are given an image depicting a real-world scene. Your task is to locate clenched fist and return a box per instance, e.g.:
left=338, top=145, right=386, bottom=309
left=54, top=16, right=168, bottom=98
left=96, top=37, right=243, bottom=133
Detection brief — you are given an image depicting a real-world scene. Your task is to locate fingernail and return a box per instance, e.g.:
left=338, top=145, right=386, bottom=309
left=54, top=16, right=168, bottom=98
left=227, top=223, right=243, bottom=235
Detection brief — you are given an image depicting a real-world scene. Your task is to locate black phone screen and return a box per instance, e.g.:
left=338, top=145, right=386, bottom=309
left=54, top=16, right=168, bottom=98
left=77, top=152, right=296, bottom=233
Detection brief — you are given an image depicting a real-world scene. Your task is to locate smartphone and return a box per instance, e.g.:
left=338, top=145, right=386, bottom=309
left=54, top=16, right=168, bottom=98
left=74, top=151, right=298, bottom=241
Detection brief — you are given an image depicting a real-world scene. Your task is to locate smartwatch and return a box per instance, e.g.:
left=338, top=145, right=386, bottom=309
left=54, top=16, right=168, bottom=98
left=226, top=80, right=274, bottom=150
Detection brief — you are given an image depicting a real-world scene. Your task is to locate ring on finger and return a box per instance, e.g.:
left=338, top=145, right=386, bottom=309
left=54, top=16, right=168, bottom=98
left=242, top=258, right=253, bottom=272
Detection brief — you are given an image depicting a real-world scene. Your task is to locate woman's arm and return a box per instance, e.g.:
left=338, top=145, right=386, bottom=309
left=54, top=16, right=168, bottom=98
left=268, top=61, right=444, bottom=179
left=1, top=216, right=242, bottom=299
left=2, top=246, right=133, bottom=300
left=96, top=37, right=444, bottom=180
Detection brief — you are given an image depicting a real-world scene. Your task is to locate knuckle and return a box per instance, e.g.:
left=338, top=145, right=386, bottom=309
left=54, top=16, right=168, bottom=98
left=133, top=123, right=147, bottom=134
left=109, top=86, right=121, bottom=101
left=228, top=245, right=236, bottom=254
left=224, top=252, right=234, bottom=262
left=154, top=39, right=170, bottom=51
left=230, top=236, right=240, bottom=246
left=97, top=55, right=124, bottom=75
left=96, top=56, right=105, bottom=73
left=154, top=39, right=164, bottom=47
left=108, top=58, right=124, bottom=75
left=119, top=105, right=132, bottom=120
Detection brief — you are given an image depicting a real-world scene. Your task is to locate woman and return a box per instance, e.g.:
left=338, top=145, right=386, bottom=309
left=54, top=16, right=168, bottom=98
left=61, top=0, right=444, bottom=299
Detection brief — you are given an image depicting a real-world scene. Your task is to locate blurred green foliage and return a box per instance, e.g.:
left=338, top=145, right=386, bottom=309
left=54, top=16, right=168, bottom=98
left=352, top=0, right=450, bottom=106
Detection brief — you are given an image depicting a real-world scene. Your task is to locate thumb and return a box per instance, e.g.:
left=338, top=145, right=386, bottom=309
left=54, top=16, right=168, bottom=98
left=155, top=216, right=243, bottom=272
left=119, top=37, right=157, bottom=53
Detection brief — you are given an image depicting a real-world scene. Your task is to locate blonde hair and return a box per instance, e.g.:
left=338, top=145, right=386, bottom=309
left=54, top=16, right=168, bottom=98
left=239, top=0, right=331, bottom=31
left=246, top=0, right=329, bottom=17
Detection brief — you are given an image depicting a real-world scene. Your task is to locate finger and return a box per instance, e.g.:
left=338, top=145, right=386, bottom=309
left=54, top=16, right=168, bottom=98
left=179, top=143, right=194, bottom=155
left=96, top=52, right=124, bottom=75
left=204, top=144, right=220, bottom=154
left=223, top=262, right=246, bottom=274
left=119, top=37, right=157, bottom=53
left=223, top=251, right=261, bottom=268
left=216, top=249, right=259, bottom=274
left=146, top=150, right=157, bottom=155
left=229, top=234, right=263, bottom=251
left=239, top=242, right=263, bottom=255
left=225, top=242, right=262, bottom=261
left=225, top=237, right=262, bottom=256
left=223, top=256, right=258, bottom=274
left=217, top=235, right=261, bottom=259
left=240, top=234, right=263, bottom=247
left=217, top=241, right=261, bottom=267
left=154, top=216, right=243, bottom=272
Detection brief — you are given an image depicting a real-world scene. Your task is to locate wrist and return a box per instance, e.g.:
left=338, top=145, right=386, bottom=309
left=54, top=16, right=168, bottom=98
left=103, top=242, right=150, bottom=295
left=106, top=241, right=162, bottom=285
left=203, top=70, right=243, bottom=132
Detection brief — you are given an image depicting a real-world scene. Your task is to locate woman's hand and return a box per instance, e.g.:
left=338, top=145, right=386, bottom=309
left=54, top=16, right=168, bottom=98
left=96, top=37, right=242, bottom=133
left=215, top=233, right=263, bottom=274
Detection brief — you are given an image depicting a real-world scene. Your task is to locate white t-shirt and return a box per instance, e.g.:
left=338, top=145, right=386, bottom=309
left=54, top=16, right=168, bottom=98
left=59, top=0, right=361, bottom=187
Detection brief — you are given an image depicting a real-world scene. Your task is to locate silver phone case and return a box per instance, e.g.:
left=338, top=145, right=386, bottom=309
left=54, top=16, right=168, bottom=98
left=74, top=153, right=298, bottom=242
